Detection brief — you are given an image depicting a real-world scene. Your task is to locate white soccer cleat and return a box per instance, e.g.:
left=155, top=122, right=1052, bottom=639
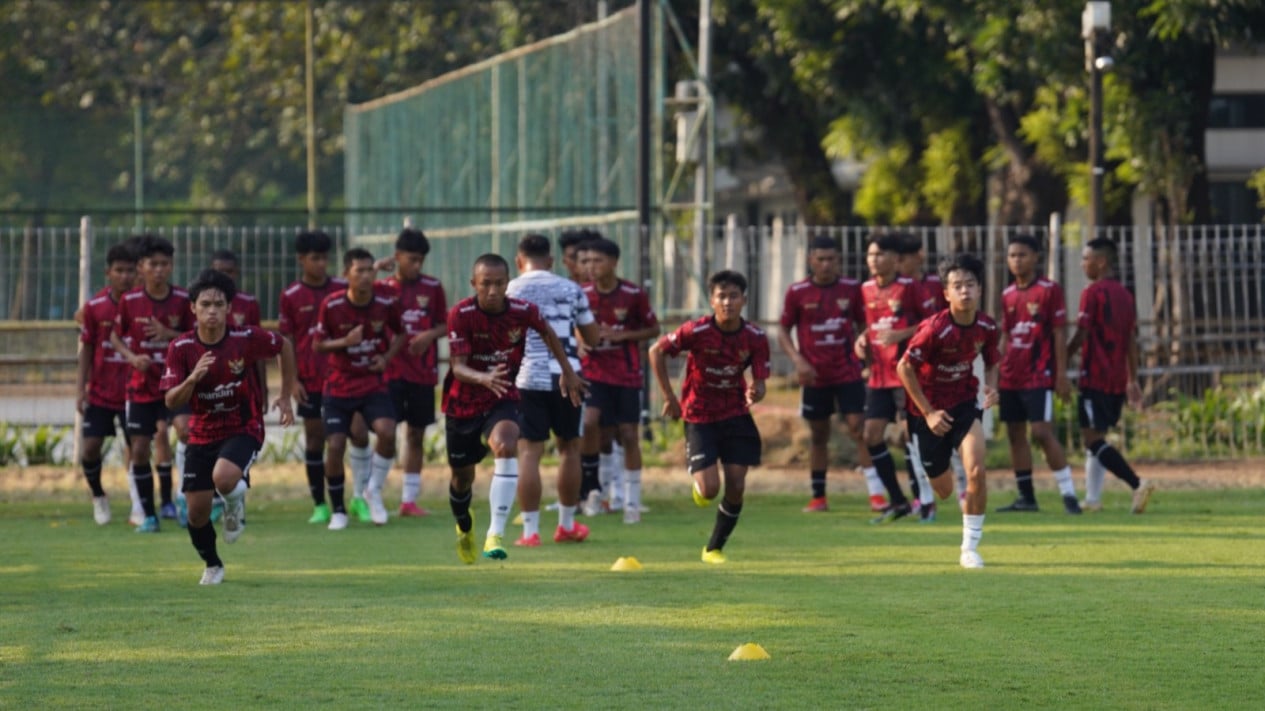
left=623, top=506, right=641, bottom=524
left=1130, top=478, right=1156, bottom=514
left=222, top=495, right=246, bottom=544
left=959, top=550, right=985, bottom=569
left=327, top=512, right=349, bottom=531
left=92, top=496, right=111, bottom=525
left=581, top=490, right=603, bottom=517
left=128, top=509, right=146, bottom=527
left=366, top=488, right=388, bottom=526
left=199, top=565, right=225, bottom=585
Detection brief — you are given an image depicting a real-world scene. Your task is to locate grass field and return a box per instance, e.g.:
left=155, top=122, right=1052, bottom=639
left=4, top=487, right=1265, bottom=709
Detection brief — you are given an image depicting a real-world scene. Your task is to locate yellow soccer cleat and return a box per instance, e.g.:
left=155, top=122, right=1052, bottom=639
left=692, top=482, right=714, bottom=508
left=456, top=514, right=477, bottom=565
left=482, top=534, right=508, bottom=560
left=701, top=546, right=728, bottom=565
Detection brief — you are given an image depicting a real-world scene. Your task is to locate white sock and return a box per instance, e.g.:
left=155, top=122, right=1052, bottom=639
left=487, top=457, right=518, bottom=537
left=961, top=513, right=985, bottom=552
left=175, top=441, right=187, bottom=476
left=907, top=441, right=934, bottom=505
left=1085, top=452, right=1106, bottom=503
left=349, top=445, right=372, bottom=498
left=951, top=450, right=967, bottom=494
left=862, top=466, right=884, bottom=497
left=402, top=472, right=421, bottom=503
left=599, top=453, right=614, bottom=501
left=218, top=478, right=248, bottom=502
left=369, top=452, right=392, bottom=492
left=1053, top=465, right=1075, bottom=497
left=521, top=510, right=540, bottom=539
left=624, top=469, right=642, bottom=513
left=610, top=442, right=626, bottom=508
left=129, top=471, right=143, bottom=515
left=559, top=504, right=577, bottom=531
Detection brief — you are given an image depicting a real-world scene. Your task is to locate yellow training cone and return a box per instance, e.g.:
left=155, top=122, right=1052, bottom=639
left=728, top=643, right=771, bottom=661
left=610, top=556, right=644, bottom=572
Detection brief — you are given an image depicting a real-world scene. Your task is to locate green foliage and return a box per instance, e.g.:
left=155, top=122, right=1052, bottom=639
left=19, top=425, right=69, bottom=466
left=0, top=423, right=19, bottom=466
left=1249, top=168, right=1265, bottom=215
left=1154, top=382, right=1265, bottom=458
left=919, top=122, right=982, bottom=225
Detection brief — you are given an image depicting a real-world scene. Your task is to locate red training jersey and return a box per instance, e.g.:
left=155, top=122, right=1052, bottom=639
left=278, top=277, right=347, bottom=392
left=160, top=326, right=284, bottom=445
left=313, top=290, right=404, bottom=399
left=376, top=274, right=447, bottom=386
left=1000, top=278, right=1067, bottom=390
left=113, top=286, right=194, bottom=404
left=443, top=296, right=548, bottom=419
left=1076, top=279, right=1136, bottom=394
left=919, top=273, right=948, bottom=313
left=654, top=316, right=771, bottom=424
left=581, top=279, right=659, bottom=388
left=779, top=277, right=866, bottom=385
left=902, top=310, right=1001, bottom=414
left=861, top=276, right=927, bottom=389
left=80, top=288, right=130, bottom=410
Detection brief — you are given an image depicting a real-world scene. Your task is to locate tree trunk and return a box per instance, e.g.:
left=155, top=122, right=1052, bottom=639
left=985, top=99, right=1068, bottom=225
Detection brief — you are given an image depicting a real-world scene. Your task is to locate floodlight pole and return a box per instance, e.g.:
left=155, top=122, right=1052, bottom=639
left=305, top=0, right=317, bottom=229
left=637, top=0, right=654, bottom=430
left=1083, top=1, right=1112, bottom=237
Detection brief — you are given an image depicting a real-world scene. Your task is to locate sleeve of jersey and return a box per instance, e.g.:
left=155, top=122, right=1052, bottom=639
left=1049, top=283, right=1067, bottom=328
left=250, top=327, right=284, bottom=359
left=158, top=343, right=186, bottom=391
left=447, top=307, right=471, bottom=357
left=903, top=320, right=933, bottom=365
left=778, top=288, right=798, bottom=329
left=526, top=302, right=548, bottom=334
left=1076, top=288, right=1095, bottom=329
left=982, top=323, right=1002, bottom=368
left=313, top=300, right=331, bottom=340
left=656, top=323, right=688, bottom=357
left=248, top=300, right=262, bottom=327
left=278, top=295, right=293, bottom=336
left=909, top=285, right=930, bottom=321
left=574, top=284, right=596, bottom=326
left=851, top=289, right=866, bottom=329
left=179, top=299, right=196, bottom=331
left=388, top=299, right=404, bottom=333
left=750, top=332, right=772, bottom=380
left=434, top=286, right=448, bottom=327
left=79, top=304, right=95, bottom=344
left=112, top=298, right=129, bottom=338
left=638, top=291, right=659, bottom=328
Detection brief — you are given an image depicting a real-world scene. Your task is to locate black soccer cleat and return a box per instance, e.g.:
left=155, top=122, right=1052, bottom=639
left=1062, top=495, right=1083, bottom=515
left=996, top=498, right=1040, bottom=513
left=870, top=502, right=914, bottom=525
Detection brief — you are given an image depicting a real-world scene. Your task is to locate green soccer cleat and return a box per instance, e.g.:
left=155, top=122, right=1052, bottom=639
left=135, top=515, right=160, bottom=533
left=349, top=497, right=372, bottom=523
left=701, top=546, right=728, bottom=565
left=482, top=534, right=508, bottom=560
left=308, top=503, right=331, bottom=524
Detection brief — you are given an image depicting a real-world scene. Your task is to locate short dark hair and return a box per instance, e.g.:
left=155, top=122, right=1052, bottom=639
left=396, top=228, right=430, bottom=255
left=517, top=233, right=552, bottom=259
left=1087, top=237, right=1119, bottom=266
left=808, top=235, right=840, bottom=252
left=709, top=269, right=748, bottom=294
left=869, top=234, right=904, bottom=254
left=559, top=228, right=601, bottom=251
left=1007, top=234, right=1042, bottom=253
left=587, top=237, right=620, bottom=259
left=211, top=249, right=238, bottom=265
left=896, top=232, right=924, bottom=256
left=187, top=268, right=237, bottom=305
left=135, top=234, right=174, bottom=260
left=106, top=242, right=137, bottom=266
left=938, top=253, right=985, bottom=286
left=295, top=230, right=332, bottom=255
left=344, top=247, right=374, bottom=269
left=474, top=253, right=510, bottom=274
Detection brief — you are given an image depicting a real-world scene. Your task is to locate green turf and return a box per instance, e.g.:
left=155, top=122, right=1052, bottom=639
left=4, top=489, right=1264, bottom=709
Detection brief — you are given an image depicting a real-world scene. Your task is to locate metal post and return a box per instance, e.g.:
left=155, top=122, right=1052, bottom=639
left=693, top=0, right=713, bottom=290
left=1082, top=2, right=1111, bottom=239
left=133, top=99, right=144, bottom=231
left=637, top=0, right=654, bottom=430
left=305, top=0, right=317, bottom=229
left=73, top=216, right=92, bottom=469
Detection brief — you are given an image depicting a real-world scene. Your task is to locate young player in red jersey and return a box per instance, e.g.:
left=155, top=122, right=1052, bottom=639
left=162, top=269, right=297, bottom=585
left=110, top=235, right=194, bottom=533
left=375, top=228, right=447, bottom=518
left=995, top=235, right=1080, bottom=514
left=313, top=248, right=407, bottom=530
left=1067, top=238, right=1154, bottom=513
left=76, top=242, right=137, bottom=524
left=650, top=270, right=771, bottom=565
left=777, top=235, right=878, bottom=513
left=854, top=235, right=928, bottom=523
left=897, top=253, right=1001, bottom=569
left=578, top=237, right=660, bottom=522
left=442, top=254, right=584, bottom=564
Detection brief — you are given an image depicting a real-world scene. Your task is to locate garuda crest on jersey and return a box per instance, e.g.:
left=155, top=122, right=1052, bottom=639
left=416, top=295, right=429, bottom=308
left=371, top=320, right=384, bottom=333
left=227, top=358, right=246, bottom=375
left=837, top=298, right=850, bottom=311
left=167, top=315, right=181, bottom=328
left=507, top=328, right=523, bottom=344
left=888, top=299, right=902, bottom=314
left=1026, top=302, right=1040, bottom=317
left=232, top=313, right=246, bottom=326
left=613, top=308, right=628, bottom=322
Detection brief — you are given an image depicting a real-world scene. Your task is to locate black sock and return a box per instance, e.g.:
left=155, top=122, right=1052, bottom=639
left=707, top=500, right=744, bottom=552
left=132, top=463, right=156, bottom=517
left=83, top=458, right=106, bottom=498
left=579, top=454, right=600, bottom=498
left=810, top=470, right=826, bottom=498
left=157, top=463, right=173, bottom=505
left=187, top=521, right=222, bottom=568
left=1015, top=469, right=1035, bottom=502
left=304, top=451, right=326, bottom=505
left=449, top=484, right=473, bottom=532
left=904, top=444, right=920, bottom=499
left=327, top=474, right=346, bottom=513
left=868, top=444, right=908, bottom=506
left=1088, top=440, right=1140, bottom=488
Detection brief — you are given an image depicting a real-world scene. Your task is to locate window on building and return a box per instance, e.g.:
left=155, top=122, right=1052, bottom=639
left=1209, top=180, right=1265, bottom=224
left=1208, top=94, right=1265, bottom=129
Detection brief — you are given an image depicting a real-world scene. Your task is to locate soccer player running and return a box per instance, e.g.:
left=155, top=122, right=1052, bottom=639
left=162, top=269, right=297, bottom=585
left=777, top=235, right=879, bottom=513
left=854, top=235, right=928, bottom=523
left=579, top=237, right=660, bottom=523
left=76, top=242, right=137, bottom=524
left=506, top=234, right=599, bottom=546
left=313, top=248, right=407, bottom=530
left=1066, top=238, right=1154, bottom=513
left=110, top=235, right=194, bottom=532
left=896, top=254, right=1001, bottom=569
left=650, top=270, right=770, bottom=565
left=995, top=235, right=1081, bottom=514
left=443, top=254, right=584, bottom=564
left=375, top=228, right=447, bottom=518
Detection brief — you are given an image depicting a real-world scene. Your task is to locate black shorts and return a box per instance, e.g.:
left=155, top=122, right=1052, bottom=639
left=864, top=387, right=906, bottom=422
left=170, top=403, right=192, bottom=418
left=389, top=379, right=436, bottom=429
left=446, top=400, right=520, bottom=468
left=83, top=404, right=128, bottom=442
left=182, top=435, right=259, bottom=493
left=323, top=391, right=396, bottom=435
left=908, top=400, right=981, bottom=479
left=801, top=380, right=866, bottom=421
left=520, top=380, right=583, bottom=442
left=684, top=414, right=762, bottom=473
left=1078, top=388, right=1124, bottom=431
left=999, top=388, right=1054, bottom=424
left=584, top=381, right=642, bottom=426
left=125, top=400, right=172, bottom=438
left=297, top=389, right=323, bottom=421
